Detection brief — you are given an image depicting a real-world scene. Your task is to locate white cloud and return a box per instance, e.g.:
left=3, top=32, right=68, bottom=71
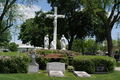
left=17, top=4, right=42, bottom=20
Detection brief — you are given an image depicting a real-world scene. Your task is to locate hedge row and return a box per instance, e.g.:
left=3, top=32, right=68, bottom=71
left=73, top=56, right=116, bottom=74
left=0, top=55, right=30, bottom=73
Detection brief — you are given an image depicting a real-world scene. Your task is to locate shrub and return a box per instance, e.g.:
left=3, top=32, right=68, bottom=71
left=59, top=57, right=69, bottom=66
left=67, top=65, right=74, bottom=71
left=116, top=62, right=120, bottom=67
left=59, top=54, right=67, bottom=57
left=73, top=56, right=116, bottom=74
left=8, top=42, right=19, bottom=52
left=0, top=55, right=30, bottom=73
left=36, top=49, right=81, bottom=56
left=36, top=57, right=51, bottom=70
left=36, top=49, right=52, bottom=55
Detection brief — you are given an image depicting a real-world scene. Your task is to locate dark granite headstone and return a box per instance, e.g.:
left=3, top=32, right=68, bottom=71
left=28, top=51, right=39, bottom=73
left=85, top=51, right=91, bottom=55
left=114, top=54, right=120, bottom=61
left=94, top=65, right=108, bottom=74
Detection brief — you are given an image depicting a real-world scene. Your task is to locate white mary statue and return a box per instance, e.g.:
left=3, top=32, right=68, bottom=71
left=60, top=35, right=66, bottom=50
left=50, top=40, right=55, bottom=50
left=44, top=35, right=49, bottom=49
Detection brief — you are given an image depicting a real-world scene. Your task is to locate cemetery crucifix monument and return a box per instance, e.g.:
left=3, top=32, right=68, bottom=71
left=46, top=7, right=65, bottom=49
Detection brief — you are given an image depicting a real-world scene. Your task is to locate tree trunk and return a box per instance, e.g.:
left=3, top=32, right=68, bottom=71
left=82, top=46, right=84, bottom=55
left=105, top=26, right=114, bottom=57
left=0, top=31, right=1, bottom=36
left=68, top=35, right=74, bottom=50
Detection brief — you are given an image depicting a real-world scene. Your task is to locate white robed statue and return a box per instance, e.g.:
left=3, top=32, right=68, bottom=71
left=50, top=40, right=55, bottom=50
left=60, top=35, right=66, bottom=50
left=44, top=35, right=49, bottom=49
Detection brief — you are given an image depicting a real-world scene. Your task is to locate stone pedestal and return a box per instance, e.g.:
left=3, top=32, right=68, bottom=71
left=28, top=64, right=39, bottom=73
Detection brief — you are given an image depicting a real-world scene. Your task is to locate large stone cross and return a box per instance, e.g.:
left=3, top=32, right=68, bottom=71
left=46, top=7, right=65, bottom=49
left=29, top=51, right=39, bottom=65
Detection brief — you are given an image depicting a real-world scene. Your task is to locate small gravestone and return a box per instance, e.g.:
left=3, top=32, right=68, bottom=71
left=49, top=71, right=64, bottom=77
left=28, top=51, right=39, bottom=73
left=94, top=65, right=108, bottom=74
left=73, top=71, right=91, bottom=78
left=46, top=62, right=65, bottom=77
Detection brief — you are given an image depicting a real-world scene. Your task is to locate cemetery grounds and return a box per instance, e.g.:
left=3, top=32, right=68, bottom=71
left=0, top=52, right=120, bottom=80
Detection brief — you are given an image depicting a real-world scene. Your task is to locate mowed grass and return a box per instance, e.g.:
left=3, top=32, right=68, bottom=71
left=0, top=70, right=120, bottom=80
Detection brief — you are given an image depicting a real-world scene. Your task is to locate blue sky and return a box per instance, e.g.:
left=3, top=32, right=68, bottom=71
left=11, top=0, right=120, bottom=44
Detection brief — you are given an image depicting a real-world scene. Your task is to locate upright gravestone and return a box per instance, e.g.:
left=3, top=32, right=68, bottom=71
left=46, top=62, right=65, bottom=77
left=46, top=62, right=65, bottom=73
left=28, top=51, right=39, bottom=73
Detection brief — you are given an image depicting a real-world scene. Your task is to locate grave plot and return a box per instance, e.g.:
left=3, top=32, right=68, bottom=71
left=46, top=62, right=65, bottom=77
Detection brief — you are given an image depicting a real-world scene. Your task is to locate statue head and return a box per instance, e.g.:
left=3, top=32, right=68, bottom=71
left=46, top=35, right=48, bottom=37
left=62, top=34, right=64, bottom=37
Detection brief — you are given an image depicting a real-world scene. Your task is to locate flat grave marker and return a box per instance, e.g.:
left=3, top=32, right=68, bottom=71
left=73, top=71, right=91, bottom=78
left=49, top=71, right=64, bottom=77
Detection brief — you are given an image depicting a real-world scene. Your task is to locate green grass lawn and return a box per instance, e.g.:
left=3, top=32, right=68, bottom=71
left=0, top=70, right=120, bottom=80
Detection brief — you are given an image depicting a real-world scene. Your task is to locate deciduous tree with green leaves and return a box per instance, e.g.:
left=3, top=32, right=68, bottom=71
left=19, top=10, right=53, bottom=47
left=72, top=39, right=87, bottom=54
left=0, top=0, right=39, bottom=36
left=86, top=39, right=100, bottom=54
left=47, top=0, right=94, bottom=50
left=81, top=0, right=120, bottom=57
left=0, top=20, right=11, bottom=48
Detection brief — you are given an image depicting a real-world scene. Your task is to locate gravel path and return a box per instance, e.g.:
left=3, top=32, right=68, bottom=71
left=115, top=67, right=120, bottom=71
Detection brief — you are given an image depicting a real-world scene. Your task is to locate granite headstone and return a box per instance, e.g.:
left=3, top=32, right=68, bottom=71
left=28, top=51, right=39, bottom=73
left=46, top=62, right=65, bottom=73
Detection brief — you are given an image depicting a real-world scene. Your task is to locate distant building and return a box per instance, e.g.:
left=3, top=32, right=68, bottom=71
left=17, top=44, right=43, bottom=53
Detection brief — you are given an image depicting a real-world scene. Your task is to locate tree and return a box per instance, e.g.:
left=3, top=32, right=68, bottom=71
left=86, top=39, right=100, bottom=53
left=8, top=42, right=19, bottom=52
left=117, top=38, right=120, bottom=48
left=81, top=0, right=120, bottom=57
left=0, top=21, right=12, bottom=47
left=72, top=38, right=87, bottom=54
left=47, top=0, right=94, bottom=50
left=112, top=39, right=118, bottom=53
left=99, top=41, right=108, bottom=52
left=0, top=0, right=39, bottom=36
left=19, top=10, right=53, bottom=47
